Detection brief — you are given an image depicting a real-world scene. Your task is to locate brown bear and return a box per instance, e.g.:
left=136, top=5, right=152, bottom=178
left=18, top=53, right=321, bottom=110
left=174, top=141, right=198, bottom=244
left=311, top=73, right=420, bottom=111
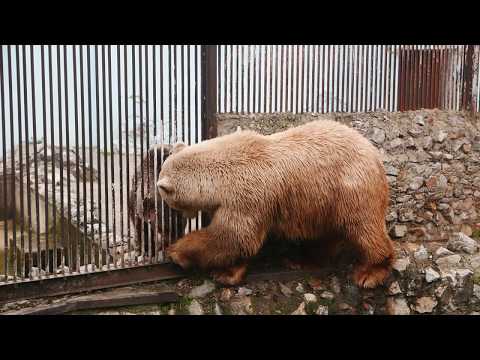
left=156, top=120, right=394, bottom=288
left=128, top=144, right=187, bottom=258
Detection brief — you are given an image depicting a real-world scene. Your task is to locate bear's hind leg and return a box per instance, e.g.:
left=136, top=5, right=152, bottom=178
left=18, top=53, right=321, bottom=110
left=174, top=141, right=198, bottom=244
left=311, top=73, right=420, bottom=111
left=347, top=226, right=394, bottom=289
left=211, top=263, right=248, bottom=286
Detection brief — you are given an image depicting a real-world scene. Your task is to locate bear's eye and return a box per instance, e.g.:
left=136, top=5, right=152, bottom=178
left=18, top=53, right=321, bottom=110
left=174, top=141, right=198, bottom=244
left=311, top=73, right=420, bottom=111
left=158, top=184, right=174, bottom=194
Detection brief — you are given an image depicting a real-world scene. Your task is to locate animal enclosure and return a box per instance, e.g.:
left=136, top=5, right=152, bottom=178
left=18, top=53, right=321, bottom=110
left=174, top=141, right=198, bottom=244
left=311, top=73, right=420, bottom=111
left=1, top=45, right=479, bottom=301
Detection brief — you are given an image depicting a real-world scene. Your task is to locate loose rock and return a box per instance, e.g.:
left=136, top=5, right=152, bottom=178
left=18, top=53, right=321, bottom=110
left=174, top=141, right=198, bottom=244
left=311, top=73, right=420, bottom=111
left=237, top=287, right=253, bottom=297
left=447, top=233, right=479, bottom=255
left=425, top=267, right=441, bottom=283
left=387, top=281, right=402, bottom=295
left=392, top=257, right=410, bottom=273
left=386, top=297, right=411, bottom=315
left=414, top=297, right=437, bottom=314
left=316, top=305, right=329, bottom=315
left=188, top=300, right=204, bottom=315
left=291, top=302, right=307, bottom=315
left=279, top=283, right=293, bottom=297
left=189, top=280, right=216, bottom=299
left=304, top=293, right=317, bottom=303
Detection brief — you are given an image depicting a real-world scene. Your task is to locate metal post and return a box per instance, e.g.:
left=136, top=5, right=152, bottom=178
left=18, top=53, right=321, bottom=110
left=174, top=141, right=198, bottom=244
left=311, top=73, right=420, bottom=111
left=201, top=45, right=218, bottom=140
left=201, top=45, right=217, bottom=228
left=461, top=45, right=474, bottom=112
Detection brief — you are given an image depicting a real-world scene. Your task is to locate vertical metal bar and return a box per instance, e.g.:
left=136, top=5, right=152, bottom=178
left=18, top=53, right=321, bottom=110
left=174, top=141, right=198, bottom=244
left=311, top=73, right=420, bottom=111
left=341, top=45, right=346, bottom=112
left=316, top=45, right=321, bottom=113
left=252, top=45, right=257, bottom=112
left=270, top=45, right=274, bottom=113
left=186, top=45, right=191, bottom=235
left=236, top=45, right=239, bottom=113
left=16, top=45, right=26, bottom=279
left=336, top=45, right=341, bottom=112
left=240, top=45, right=244, bottom=114
left=123, top=46, right=130, bottom=264
left=229, top=45, right=233, bottom=113
left=300, top=45, right=305, bottom=113
left=159, top=45, right=166, bottom=255
left=280, top=45, right=284, bottom=112
left=223, top=45, right=227, bottom=114
left=306, top=44, right=310, bottom=112
left=439, top=45, right=445, bottom=109
left=247, top=45, right=251, bottom=113
left=347, top=45, right=353, bottom=113
left=432, top=45, right=439, bottom=108
left=359, top=45, right=364, bottom=112
left=462, top=45, right=474, bottom=112
left=47, top=45, right=57, bottom=275
left=331, top=45, right=336, bottom=112
left=404, top=45, right=411, bottom=110
left=326, top=45, right=330, bottom=113
left=397, top=45, right=403, bottom=111
left=167, top=45, right=173, bottom=246
left=145, top=45, right=151, bottom=264
left=289, top=45, right=295, bottom=112
left=152, top=45, right=158, bottom=263
left=0, top=46, right=8, bottom=281
left=72, top=45, right=81, bottom=273
left=355, top=45, right=360, bottom=112
left=132, top=45, right=139, bottom=263
left=101, top=45, right=110, bottom=269
left=55, top=45, right=65, bottom=275
left=286, top=45, right=291, bottom=112
left=139, top=45, right=145, bottom=262
left=5, top=46, right=17, bottom=280
left=23, top=45, right=34, bottom=279
left=374, top=45, right=379, bottom=110
left=95, top=45, right=103, bottom=269
left=40, top=45, right=49, bottom=275
left=117, top=45, right=125, bottom=266
left=386, top=45, right=391, bottom=111
left=87, top=46, right=95, bottom=269
left=30, top=45, right=41, bottom=277
left=79, top=46, right=87, bottom=271
left=263, top=45, right=267, bottom=113
left=108, top=45, right=116, bottom=268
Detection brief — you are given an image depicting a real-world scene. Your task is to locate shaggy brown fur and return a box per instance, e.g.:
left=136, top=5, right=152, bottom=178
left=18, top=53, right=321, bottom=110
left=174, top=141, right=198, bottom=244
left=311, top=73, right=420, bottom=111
left=128, top=144, right=186, bottom=257
left=157, top=120, right=395, bottom=288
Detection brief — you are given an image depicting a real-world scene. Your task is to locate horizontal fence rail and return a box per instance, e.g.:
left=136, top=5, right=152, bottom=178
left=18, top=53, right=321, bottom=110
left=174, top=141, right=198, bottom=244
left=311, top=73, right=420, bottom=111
left=0, top=45, right=203, bottom=285
left=217, top=45, right=480, bottom=114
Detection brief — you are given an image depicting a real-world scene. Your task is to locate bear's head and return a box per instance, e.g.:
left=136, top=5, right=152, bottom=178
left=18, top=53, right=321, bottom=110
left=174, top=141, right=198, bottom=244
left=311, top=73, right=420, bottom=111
left=156, top=141, right=211, bottom=218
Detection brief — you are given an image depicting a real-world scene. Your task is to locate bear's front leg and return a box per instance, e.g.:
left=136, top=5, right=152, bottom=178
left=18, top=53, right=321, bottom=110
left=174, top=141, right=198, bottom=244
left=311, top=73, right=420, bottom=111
left=166, top=208, right=267, bottom=284
left=166, top=229, right=210, bottom=270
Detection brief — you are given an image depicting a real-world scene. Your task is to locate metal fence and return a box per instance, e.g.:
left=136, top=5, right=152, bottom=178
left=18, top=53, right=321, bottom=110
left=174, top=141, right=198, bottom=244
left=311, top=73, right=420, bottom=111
left=1, top=44, right=479, bottom=301
left=216, top=45, right=480, bottom=114
left=0, top=45, right=209, bottom=297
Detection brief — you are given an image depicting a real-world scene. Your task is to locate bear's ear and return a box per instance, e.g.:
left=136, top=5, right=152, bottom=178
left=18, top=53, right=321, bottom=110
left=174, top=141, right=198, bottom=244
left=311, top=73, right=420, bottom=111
left=157, top=178, right=174, bottom=193
left=172, top=142, right=188, bottom=155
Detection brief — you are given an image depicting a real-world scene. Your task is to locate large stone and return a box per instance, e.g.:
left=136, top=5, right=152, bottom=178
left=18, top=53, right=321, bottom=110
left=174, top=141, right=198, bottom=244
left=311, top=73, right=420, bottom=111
left=189, top=280, right=216, bottom=299
left=387, top=281, right=402, bottom=295
left=391, top=225, right=408, bottom=238
left=409, top=177, right=425, bottom=190
left=304, top=293, right=317, bottom=303
left=386, top=297, right=410, bottom=315
left=392, top=257, right=410, bottom=273
left=425, top=267, right=440, bottom=283
left=414, top=245, right=429, bottom=261
left=414, top=297, right=437, bottom=314
left=447, top=233, right=479, bottom=254
left=369, top=127, right=386, bottom=144
left=435, top=247, right=455, bottom=258
left=291, top=302, right=307, bottom=315
left=316, top=305, right=329, bottom=315
left=188, top=300, right=204, bottom=315
left=435, top=254, right=462, bottom=269
left=230, top=296, right=253, bottom=315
